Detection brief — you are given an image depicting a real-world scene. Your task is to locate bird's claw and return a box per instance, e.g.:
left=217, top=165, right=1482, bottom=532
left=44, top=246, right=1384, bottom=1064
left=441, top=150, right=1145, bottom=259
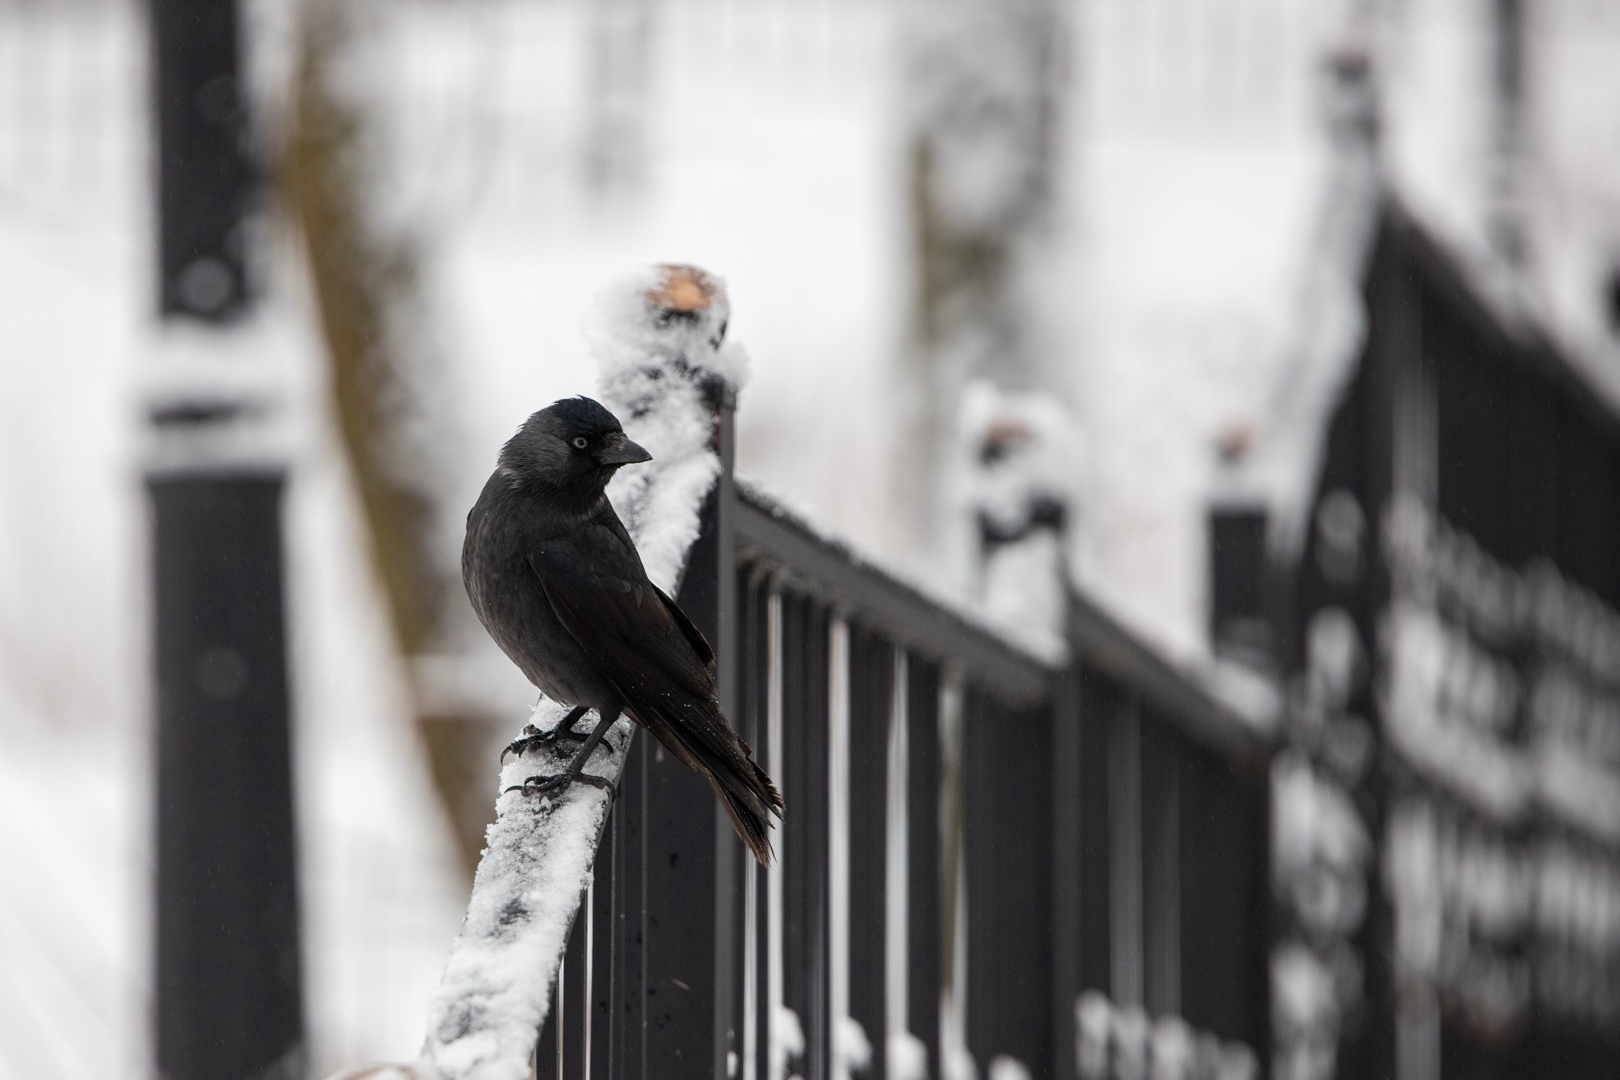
left=501, top=724, right=545, bottom=761
left=502, top=723, right=585, bottom=761
left=506, top=772, right=616, bottom=799
left=501, top=724, right=615, bottom=762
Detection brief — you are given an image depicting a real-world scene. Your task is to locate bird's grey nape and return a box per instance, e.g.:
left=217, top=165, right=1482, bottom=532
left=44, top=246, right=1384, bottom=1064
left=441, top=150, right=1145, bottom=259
left=497, top=420, right=575, bottom=485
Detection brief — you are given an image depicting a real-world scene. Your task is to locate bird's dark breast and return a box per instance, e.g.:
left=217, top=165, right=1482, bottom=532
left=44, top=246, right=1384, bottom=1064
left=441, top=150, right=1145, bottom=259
left=462, top=482, right=619, bottom=710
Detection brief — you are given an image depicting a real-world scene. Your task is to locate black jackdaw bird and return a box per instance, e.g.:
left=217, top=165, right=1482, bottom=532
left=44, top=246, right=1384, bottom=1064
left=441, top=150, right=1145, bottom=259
left=462, top=395, right=783, bottom=864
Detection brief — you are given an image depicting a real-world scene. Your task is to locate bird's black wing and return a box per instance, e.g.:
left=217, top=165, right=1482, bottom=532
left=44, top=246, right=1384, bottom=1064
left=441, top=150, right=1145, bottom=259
left=527, top=518, right=781, bottom=862
left=591, top=503, right=715, bottom=668
left=529, top=521, right=715, bottom=706
left=654, top=580, right=715, bottom=668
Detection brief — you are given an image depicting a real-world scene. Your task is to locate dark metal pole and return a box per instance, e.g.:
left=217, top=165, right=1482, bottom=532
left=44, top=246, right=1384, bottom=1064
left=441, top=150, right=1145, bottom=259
left=149, top=0, right=303, bottom=1073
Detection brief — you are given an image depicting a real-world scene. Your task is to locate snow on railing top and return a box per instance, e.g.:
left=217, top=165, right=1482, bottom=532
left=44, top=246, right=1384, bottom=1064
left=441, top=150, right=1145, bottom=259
left=411, top=264, right=744, bottom=1080
left=733, top=476, right=1061, bottom=690
left=736, top=473, right=1281, bottom=748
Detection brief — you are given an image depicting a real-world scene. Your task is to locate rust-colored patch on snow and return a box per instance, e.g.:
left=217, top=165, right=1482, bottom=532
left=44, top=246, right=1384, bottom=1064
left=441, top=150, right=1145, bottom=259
left=650, top=264, right=717, bottom=312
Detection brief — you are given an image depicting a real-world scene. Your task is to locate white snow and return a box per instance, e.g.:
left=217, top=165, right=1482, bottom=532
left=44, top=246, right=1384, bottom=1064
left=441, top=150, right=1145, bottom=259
left=1383, top=496, right=1620, bottom=843
left=887, top=1030, right=928, bottom=1080
left=772, top=1004, right=806, bottom=1074
left=1073, top=991, right=1257, bottom=1080
left=593, top=265, right=746, bottom=591
left=1383, top=798, right=1534, bottom=1029
left=835, top=1016, right=873, bottom=1077
left=1270, top=944, right=1337, bottom=1080
left=736, top=476, right=1064, bottom=674
left=987, top=1054, right=1032, bottom=1080
left=1383, top=600, right=1531, bottom=821
left=1272, top=751, right=1370, bottom=938
left=952, top=380, right=1077, bottom=663
left=417, top=703, right=633, bottom=1080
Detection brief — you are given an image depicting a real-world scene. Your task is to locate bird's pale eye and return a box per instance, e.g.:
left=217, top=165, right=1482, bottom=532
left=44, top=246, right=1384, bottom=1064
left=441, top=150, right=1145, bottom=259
left=572, top=436, right=588, bottom=450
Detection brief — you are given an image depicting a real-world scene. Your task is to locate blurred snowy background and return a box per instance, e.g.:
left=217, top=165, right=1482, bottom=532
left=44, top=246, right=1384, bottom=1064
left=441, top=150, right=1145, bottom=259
left=3, top=0, right=1620, bottom=1074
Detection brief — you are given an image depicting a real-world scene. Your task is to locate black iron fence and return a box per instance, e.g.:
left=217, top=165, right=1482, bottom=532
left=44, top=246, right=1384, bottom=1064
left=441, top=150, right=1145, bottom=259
left=1277, top=208, right=1620, bottom=1080
left=539, top=410, right=1274, bottom=1080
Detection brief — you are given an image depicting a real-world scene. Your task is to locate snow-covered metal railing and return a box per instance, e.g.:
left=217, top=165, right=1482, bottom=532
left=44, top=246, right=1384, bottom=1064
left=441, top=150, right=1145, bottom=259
left=409, top=264, right=745, bottom=1080
left=329, top=266, right=1276, bottom=1080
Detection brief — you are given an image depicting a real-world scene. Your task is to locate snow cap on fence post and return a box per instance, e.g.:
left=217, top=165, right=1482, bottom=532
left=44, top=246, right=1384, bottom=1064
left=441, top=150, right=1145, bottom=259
left=591, top=263, right=747, bottom=592
left=953, top=378, right=1077, bottom=662
left=412, top=264, right=744, bottom=1080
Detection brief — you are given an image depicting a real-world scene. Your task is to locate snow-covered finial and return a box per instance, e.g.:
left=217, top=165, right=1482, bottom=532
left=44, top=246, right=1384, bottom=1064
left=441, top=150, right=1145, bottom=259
left=954, top=379, right=1078, bottom=661
left=590, top=263, right=747, bottom=417
left=590, top=264, right=749, bottom=594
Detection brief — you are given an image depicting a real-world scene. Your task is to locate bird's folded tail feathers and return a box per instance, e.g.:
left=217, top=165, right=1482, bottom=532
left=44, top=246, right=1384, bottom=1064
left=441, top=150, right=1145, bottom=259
left=690, top=736, right=783, bottom=866
left=713, top=774, right=777, bottom=867
left=628, top=704, right=783, bottom=865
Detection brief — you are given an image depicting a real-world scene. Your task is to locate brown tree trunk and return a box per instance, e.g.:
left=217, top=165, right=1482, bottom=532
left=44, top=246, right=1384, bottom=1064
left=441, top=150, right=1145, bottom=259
left=281, top=0, right=498, bottom=876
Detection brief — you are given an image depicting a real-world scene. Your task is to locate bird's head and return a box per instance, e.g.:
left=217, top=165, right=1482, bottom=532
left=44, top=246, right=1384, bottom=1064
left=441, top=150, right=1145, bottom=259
left=498, top=396, right=652, bottom=496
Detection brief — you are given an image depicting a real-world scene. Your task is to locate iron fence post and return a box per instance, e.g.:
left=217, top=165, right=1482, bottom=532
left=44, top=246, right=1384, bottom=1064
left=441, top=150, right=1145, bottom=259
left=148, top=0, right=303, bottom=1072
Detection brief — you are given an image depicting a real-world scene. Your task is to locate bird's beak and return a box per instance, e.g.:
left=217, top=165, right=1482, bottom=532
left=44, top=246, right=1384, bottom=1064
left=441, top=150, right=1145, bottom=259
left=596, top=432, right=653, bottom=466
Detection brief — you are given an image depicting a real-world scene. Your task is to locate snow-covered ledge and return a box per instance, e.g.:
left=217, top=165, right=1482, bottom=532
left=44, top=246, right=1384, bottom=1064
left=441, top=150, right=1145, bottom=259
left=406, top=265, right=745, bottom=1080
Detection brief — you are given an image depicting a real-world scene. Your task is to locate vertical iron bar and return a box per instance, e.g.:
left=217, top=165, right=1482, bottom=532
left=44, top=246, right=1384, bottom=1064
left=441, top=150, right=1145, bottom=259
left=584, top=878, right=595, bottom=1080
left=537, top=883, right=589, bottom=1077
left=714, top=397, right=741, bottom=1080
left=1077, top=672, right=1114, bottom=1000
left=604, top=709, right=647, bottom=1080
left=938, top=672, right=968, bottom=1076
left=766, top=586, right=786, bottom=1080
left=1143, top=722, right=1180, bottom=1019
left=828, top=618, right=851, bottom=1080
left=740, top=568, right=766, bottom=1080
left=744, top=841, right=759, bottom=1080
left=847, top=626, right=892, bottom=1080
left=1108, top=695, right=1144, bottom=1009
left=1380, top=225, right=1435, bottom=1080
left=963, top=688, right=1054, bottom=1076
left=805, top=601, right=832, bottom=1080
left=905, top=657, right=942, bottom=1078
left=630, top=384, right=735, bottom=1080
left=886, top=647, right=910, bottom=1070
left=1051, top=664, right=1083, bottom=1080
left=782, top=595, right=831, bottom=1080
left=593, top=802, right=617, bottom=1080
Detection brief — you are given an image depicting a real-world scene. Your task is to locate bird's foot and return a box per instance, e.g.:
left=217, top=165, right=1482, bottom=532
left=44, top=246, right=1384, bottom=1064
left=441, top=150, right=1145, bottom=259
left=501, top=707, right=615, bottom=761
left=501, top=724, right=548, bottom=760
left=505, top=772, right=616, bottom=799
left=502, top=724, right=584, bottom=760
left=502, top=705, right=622, bottom=800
